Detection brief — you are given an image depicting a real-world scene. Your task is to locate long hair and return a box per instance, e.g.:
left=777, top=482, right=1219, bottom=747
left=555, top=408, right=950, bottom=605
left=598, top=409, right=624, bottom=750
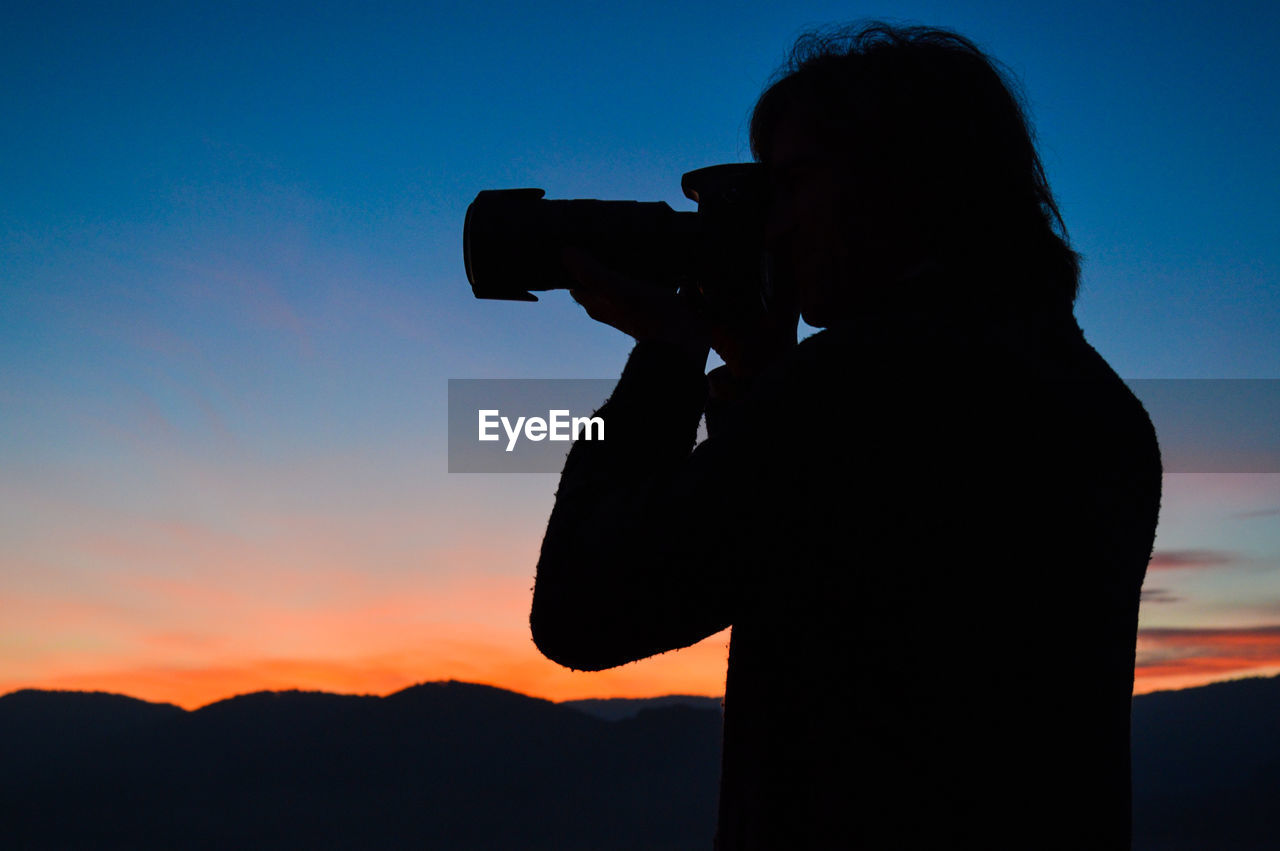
left=751, top=23, right=1080, bottom=309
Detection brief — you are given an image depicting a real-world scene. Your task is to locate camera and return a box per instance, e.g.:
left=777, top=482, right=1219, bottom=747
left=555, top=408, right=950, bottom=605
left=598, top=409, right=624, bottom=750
left=463, top=163, right=775, bottom=318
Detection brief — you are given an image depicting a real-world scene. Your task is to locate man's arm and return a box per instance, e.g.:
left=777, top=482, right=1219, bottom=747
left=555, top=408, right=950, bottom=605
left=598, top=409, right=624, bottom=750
left=530, top=339, right=786, bottom=672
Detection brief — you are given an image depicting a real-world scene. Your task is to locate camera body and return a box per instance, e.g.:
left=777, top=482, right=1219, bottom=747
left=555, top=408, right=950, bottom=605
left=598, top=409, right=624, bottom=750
left=463, top=163, right=774, bottom=318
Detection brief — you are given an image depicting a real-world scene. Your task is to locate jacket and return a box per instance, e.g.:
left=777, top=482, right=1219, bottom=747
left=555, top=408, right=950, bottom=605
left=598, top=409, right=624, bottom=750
left=531, top=302, right=1162, bottom=849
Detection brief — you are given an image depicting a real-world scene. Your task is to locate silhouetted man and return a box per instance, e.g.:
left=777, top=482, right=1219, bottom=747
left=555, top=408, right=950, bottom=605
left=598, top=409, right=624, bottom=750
left=531, top=23, right=1162, bottom=849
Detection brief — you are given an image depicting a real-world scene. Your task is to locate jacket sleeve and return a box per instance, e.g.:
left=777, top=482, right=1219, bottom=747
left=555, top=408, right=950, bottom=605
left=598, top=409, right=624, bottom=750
left=529, top=339, right=787, bottom=672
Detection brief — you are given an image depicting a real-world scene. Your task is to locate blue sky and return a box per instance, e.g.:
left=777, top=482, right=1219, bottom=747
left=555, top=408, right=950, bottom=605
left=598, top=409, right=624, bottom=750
left=2, top=0, right=1278, bottom=705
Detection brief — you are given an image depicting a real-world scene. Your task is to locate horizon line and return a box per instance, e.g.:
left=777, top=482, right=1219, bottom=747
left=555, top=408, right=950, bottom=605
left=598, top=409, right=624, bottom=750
left=6, top=671, right=1277, bottom=713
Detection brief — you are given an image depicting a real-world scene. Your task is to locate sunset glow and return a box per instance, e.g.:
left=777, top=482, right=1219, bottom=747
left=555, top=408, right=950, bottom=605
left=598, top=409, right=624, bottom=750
left=3, top=3, right=1279, bottom=711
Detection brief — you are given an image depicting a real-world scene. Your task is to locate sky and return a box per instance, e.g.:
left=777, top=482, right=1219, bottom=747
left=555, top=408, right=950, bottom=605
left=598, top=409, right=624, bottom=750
left=2, top=0, right=1278, bottom=710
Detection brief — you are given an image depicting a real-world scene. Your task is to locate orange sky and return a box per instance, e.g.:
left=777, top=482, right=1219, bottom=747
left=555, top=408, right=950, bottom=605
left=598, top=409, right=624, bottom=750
left=3, top=627, right=733, bottom=711
left=4, top=474, right=1278, bottom=710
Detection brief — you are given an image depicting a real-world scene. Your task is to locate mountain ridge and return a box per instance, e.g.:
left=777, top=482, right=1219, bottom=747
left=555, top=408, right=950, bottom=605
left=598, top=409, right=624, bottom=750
left=2, top=675, right=1276, bottom=849
left=4, top=673, right=1256, bottom=717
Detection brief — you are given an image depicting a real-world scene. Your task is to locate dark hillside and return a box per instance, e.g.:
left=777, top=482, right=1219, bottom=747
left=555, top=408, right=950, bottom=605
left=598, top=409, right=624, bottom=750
left=2, top=675, right=1276, bottom=849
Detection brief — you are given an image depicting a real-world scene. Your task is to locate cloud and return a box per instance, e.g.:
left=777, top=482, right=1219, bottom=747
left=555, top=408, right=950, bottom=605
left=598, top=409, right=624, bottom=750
left=1139, top=587, right=1183, bottom=604
left=1233, top=507, right=1280, bottom=519
left=1137, top=624, right=1280, bottom=651
left=1147, top=549, right=1237, bottom=569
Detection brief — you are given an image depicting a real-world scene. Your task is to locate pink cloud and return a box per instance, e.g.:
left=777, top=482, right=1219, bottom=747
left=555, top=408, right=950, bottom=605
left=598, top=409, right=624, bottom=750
left=1147, top=549, right=1237, bottom=569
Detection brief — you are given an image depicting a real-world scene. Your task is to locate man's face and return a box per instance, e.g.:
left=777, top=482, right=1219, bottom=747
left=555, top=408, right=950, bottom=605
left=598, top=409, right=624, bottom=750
left=764, top=114, right=856, bottom=328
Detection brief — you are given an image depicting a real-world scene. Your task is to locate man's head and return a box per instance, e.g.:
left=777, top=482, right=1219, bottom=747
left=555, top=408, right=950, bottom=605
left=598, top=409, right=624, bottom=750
left=752, top=23, right=1079, bottom=325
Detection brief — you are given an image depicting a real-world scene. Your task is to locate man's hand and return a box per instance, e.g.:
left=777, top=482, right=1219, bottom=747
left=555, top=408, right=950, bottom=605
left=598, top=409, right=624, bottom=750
left=562, top=247, right=710, bottom=365
left=563, top=247, right=798, bottom=379
left=707, top=299, right=799, bottom=381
